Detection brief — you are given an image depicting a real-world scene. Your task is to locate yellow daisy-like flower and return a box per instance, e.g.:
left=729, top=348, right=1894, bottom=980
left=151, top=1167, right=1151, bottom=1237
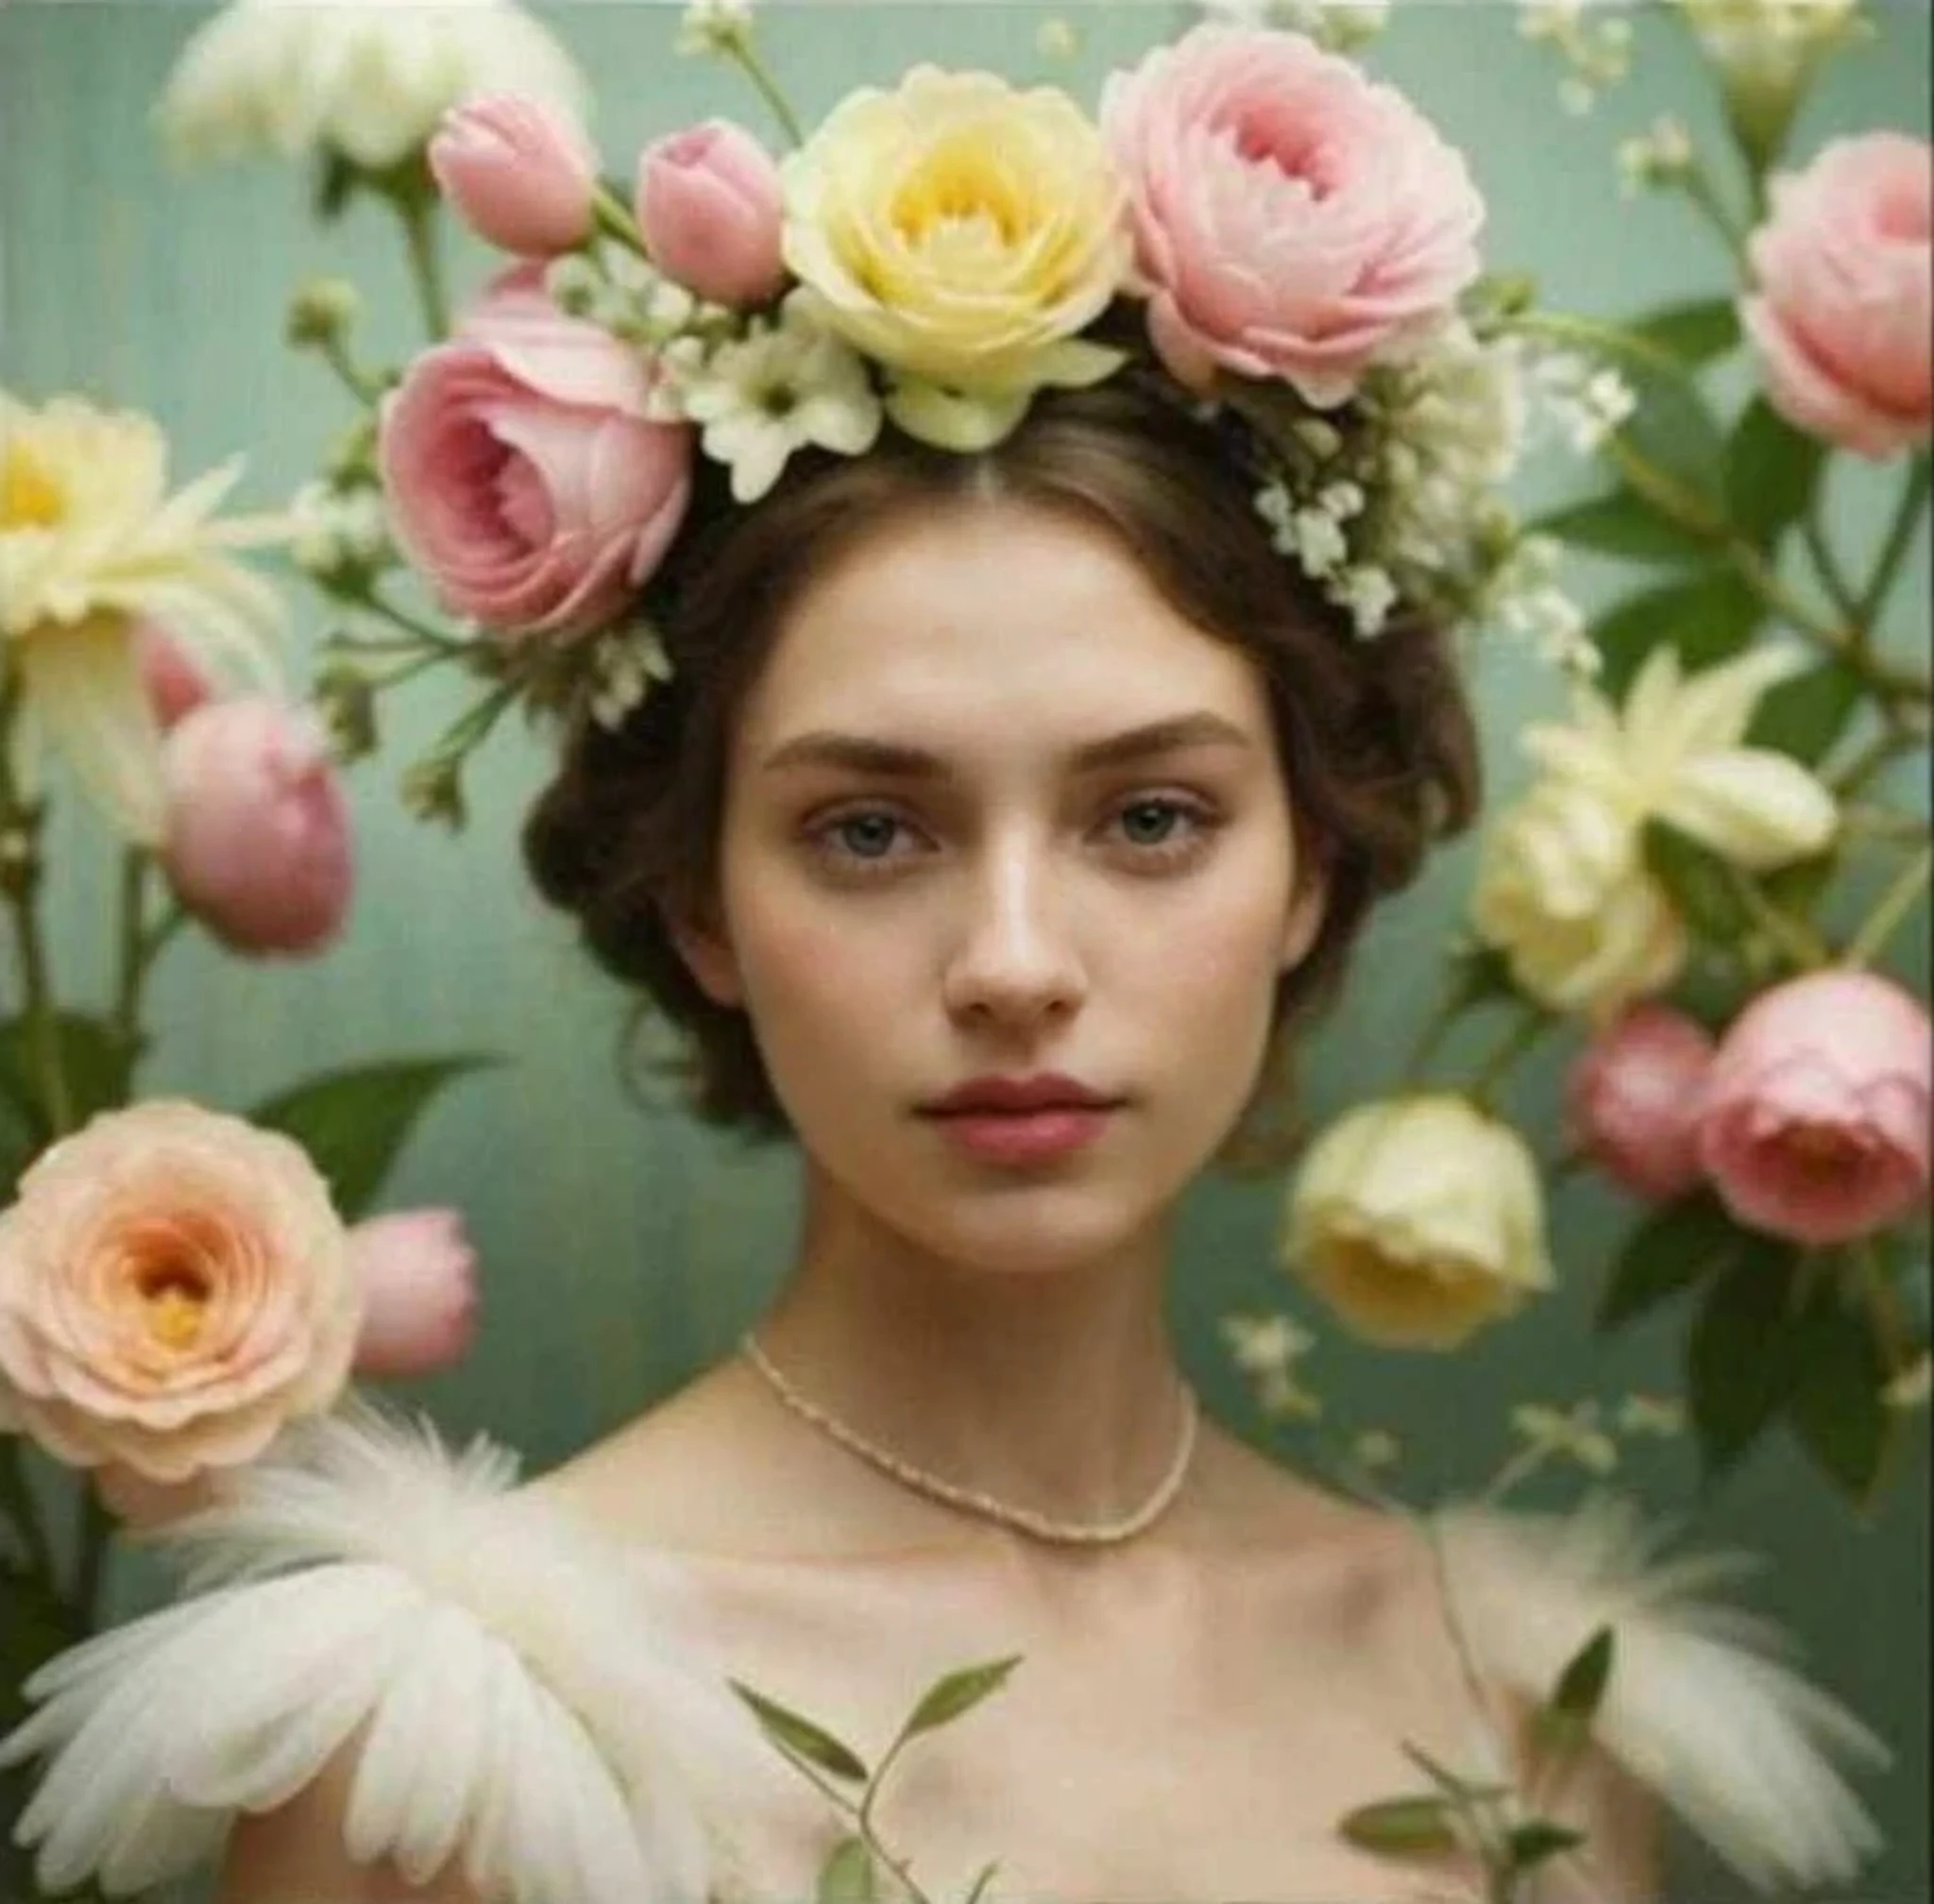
left=1, top=392, right=286, bottom=842
left=780, top=66, right=1132, bottom=450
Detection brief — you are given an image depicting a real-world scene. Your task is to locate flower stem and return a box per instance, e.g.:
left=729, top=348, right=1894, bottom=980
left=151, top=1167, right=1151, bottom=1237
left=0, top=684, right=72, bottom=1141
left=1858, top=451, right=1931, bottom=634
left=1467, top=1008, right=1556, bottom=1113
left=727, top=42, right=807, bottom=149
left=396, top=193, right=450, bottom=339
left=1802, top=506, right=1863, bottom=629
left=72, top=1488, right=114, bottom=1628
left=1674, top=160, right=1748, bottom=266
left=1843, top=845, right=1931, bottom=970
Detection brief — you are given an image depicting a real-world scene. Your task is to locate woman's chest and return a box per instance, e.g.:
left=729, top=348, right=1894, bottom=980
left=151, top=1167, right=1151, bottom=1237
left=680, top=1543, right=1484, bottom=1902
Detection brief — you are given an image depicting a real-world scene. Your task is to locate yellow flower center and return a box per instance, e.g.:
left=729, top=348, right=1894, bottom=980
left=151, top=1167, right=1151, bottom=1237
left=141, top=1266, right=212, bottom=1352
left=0, top=444, right=65, bottom=531
left=894, top=139, right=1026, bottom=247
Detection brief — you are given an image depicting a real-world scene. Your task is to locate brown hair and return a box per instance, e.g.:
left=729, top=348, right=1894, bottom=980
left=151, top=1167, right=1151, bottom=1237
left=522, top=373, right=1483, bottom=1175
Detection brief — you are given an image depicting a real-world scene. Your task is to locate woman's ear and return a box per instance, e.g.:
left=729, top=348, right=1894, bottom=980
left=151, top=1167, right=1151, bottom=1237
left=1280, top=851, right=1331, bottom=976
left=665, top=901, right=745, bottom=1008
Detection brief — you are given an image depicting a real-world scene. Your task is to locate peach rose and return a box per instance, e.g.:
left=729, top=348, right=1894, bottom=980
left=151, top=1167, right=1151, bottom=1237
left=1099, top=24, right=1484, bottom=402
left=0, top=1100, right=362, bottom=1484
left=379, top=265, right=693, bottom=638
left=636, top=119, right=788, bottom=309
left=349, top=1209, right=481, bottom=1378
left=1566, top=1003, right=1718, bottom=1201
left=1741, top=131, right=1932, bottom=459
left=1697, top=969, right=1932, bottom=1246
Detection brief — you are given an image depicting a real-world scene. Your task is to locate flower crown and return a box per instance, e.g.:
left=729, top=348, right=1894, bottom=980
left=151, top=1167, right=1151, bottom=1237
left=335, top=17, right=1609, bottom=818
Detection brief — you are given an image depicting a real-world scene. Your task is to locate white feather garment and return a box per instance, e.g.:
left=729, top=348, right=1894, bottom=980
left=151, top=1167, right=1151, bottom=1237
left=1436, top=1492, right=1892, bottom=1894
left=0, top=1390, right=775, bottom=1903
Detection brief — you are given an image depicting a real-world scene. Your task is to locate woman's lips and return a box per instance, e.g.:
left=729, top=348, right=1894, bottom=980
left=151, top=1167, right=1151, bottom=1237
left=922, top=1105, right=1118, bottom=1165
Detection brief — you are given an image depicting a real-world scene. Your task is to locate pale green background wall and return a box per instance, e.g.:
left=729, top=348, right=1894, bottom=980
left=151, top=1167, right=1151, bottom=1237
left=2, top=3, right=1928, bottom=1898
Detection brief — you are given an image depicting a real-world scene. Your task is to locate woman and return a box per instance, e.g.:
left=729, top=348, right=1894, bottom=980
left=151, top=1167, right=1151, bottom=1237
left=2, top=22, right=1889, bottom=1904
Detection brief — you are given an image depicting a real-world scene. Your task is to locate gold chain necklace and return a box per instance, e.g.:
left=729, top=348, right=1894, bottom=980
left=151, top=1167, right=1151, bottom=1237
left=738, top=1330, right=1199, bottom=1547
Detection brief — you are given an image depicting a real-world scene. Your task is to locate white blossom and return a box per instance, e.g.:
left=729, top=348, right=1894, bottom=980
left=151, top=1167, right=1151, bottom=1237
left=289, top=481, right=391, bottom=581
left=587, top=622, right=674, bottom=732
left=677, top=0, right=755, bottom=58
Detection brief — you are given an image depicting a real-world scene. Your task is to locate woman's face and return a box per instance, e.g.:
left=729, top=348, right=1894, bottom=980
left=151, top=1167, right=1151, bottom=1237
left=677, top=501, right=1327, bottom=1275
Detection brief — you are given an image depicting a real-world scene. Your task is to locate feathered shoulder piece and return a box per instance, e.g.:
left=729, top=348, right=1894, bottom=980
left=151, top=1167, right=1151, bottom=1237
left=1435, top=1492, right=1891, bottom=1895
left=0, top=1391, right=763, bottom=1903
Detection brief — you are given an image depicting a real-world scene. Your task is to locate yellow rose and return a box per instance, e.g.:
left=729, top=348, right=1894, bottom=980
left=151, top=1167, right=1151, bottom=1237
left=780, top=67, right=1131, bottom=450
left=1282, top=1094, right=1554, bottom=1351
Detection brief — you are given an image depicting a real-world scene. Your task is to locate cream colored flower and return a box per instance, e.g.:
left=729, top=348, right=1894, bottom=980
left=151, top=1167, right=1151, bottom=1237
left=0, top=1100, right=361, bottom=1485
left=1282, top=1094, right=1554, bottom=1351
left=156, top=0, right=586, bottom=173
left=780, top=66, right=1131, bottom=450
left=1673, top=0, right=1863, bottom=149
left=1, top=391, right=286, bottom=842
left=1469, top=774, right=1689, bottom=1018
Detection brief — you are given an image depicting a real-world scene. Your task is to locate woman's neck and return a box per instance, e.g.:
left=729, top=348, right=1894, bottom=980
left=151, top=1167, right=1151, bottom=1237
left=750, top=1172, right=1191, bottom=1538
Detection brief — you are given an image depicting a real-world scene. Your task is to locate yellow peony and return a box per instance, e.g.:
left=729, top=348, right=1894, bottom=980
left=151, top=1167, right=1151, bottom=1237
left=1282, top=1094, right=1554, bottom=1352
left=779, top=67, right=1132, bottom=450
left=1, top=392, right=285, bottom=842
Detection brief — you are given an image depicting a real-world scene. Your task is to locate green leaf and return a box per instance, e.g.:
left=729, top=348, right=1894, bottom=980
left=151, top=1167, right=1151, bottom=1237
left=248, top=1057, right=499, bottom=1222
left=1688, top=1241, right=1810, bottom=1483
left=1759, top=850, right=1839, bottom=919
left=1641, top=818, right=1754, bottom=945
left=1550, top=1625, right=1616, bottom=1726
left=1528, top=490, right=1713, bottom=567
left=1725, top=398, right=1826, bottom=552
left=0, top=1012, right=143, bottom=1148
left=730, top=1681, right=870, bottom=1783
left=1600, top=1192, right=1746, bottom=1330
left=1632, top=298, right=1742, bottom=367
left=1588, top=570, right=1763, bottom=700
left=1604, top=348, right=1731, bottom=522
left=1745, top=656, right=1866, bottom=766
left=961, top=1862, right=1004, bottom=1904
left=1508, top=1820, right=1588, bottom=1869
left=1337, top=1794, right=1461, bottom=1856
left=1788, top=1269, right=1896, bottom=1506
left=815, top=1837, right=879, bottom=1904
left=903, top=1655, right=1023, bottom=1740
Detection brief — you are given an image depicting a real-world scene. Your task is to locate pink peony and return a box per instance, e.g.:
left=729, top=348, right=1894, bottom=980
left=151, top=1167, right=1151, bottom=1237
left=0, top=1101, right=362, bottom=1485
left=636, top=119, right=788, bottom=310
left=1099, top=24, right=1485, bottom=403
left=1741, top=131, right=1932, bottom=460
left=1697, top=969, right=1933, bottom=1246
left=349, top=1209, right=481, bottom=1378
left=161, top=695, right=354, bottom=957
left=430, top=94, right=597, bottom=257
left=1566, top=1003, right=1718, bottom=1201
left=380, top=265, right=693, bottom=638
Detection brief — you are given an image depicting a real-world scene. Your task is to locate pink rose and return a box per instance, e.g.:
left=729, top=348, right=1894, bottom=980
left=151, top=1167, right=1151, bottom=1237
left=349, top=1209, right=481, bottom=1378
left=1565, top=1003, right=1718, bottom=1201
left=1741, top=131, right=1932, bottom=459
left=380, top=266, right=693, bottom=637
left=1697, top=969, right=1933, bottom=1246
left=0, top=1101, right=362, bottom=1485
left=136, top=623, right=216, bottom=730
left=161, top=695, right=354, bottom=957
left=430, top=94, right=597, bottom=257
left=635, top=119, right=787, bottom=309
left=1099, top=24, right=1485, bottom=402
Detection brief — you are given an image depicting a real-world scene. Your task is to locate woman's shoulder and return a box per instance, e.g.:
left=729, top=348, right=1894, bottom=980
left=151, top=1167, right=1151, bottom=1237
left=0, top=1389, right=771, bottom=1904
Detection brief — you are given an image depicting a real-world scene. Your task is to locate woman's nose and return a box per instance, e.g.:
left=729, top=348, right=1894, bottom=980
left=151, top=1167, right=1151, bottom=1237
left=939, top=839, right=1086, bottom=1029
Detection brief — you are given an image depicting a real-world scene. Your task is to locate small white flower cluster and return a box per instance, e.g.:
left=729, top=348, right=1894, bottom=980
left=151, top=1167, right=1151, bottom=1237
left=1618, top=114, right=1697, bottom=197
left=288, top=479, right=392, bottom=587
left=1219, top=1311, right=1323, bottom=1420
left=1518, top=0, right=1636, bottom=114
left=677, top=0, right=754, bottom=58
left=1197, top=0, right=1390, bottom=54
left=544, top=243, right=737, bottom=369
left=1485, top=533, right=1595, bottom=678
left=1522, top=345, right=1639, bottom=455
left=1511, top=1399, right=1620, bottom=1474
left=585, top=620, right=675, bottom=732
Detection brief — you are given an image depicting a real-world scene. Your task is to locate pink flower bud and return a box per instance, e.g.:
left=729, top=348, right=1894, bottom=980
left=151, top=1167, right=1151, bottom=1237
left=430, top=94, right=597, bottom=257
left=136, top=623, right=216, bottom=730
left=93, top=1462, right=220, bottom=1532
left=1697, top=969, right=1932, bottom=1246
left=1565, top=1003, right=1718, bottom=1201
left=635, top=119, right=787, bottom=309
left=350, top=1210, right=481, bottom=1378
left=161, top=697, right=354, bottom=957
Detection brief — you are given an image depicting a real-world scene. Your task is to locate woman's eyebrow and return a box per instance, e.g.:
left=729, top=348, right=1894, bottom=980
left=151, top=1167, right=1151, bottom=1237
left=758, top=710, right=1256, bottom=779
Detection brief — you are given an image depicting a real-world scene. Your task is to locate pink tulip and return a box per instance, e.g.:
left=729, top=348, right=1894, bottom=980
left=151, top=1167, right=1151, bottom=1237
left=1099, top=24, right=1484, bottom=402
left=380, top=264, right=693, bottom=638
left=1565, top=1003, right=1718, bottom=1201
left=136, top=623, right=216, bottom=730
left=1697, top=969, right=1933, bottom=1246
left=430, top=94, right=598, bottom=257
left=1741, top=131, right=1932, bottom=460
left=161, top=696, right=354, bottom=956
left=349, top=1210, right=481, bottom=1378
left=635, top=119, right=788, bottom=309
